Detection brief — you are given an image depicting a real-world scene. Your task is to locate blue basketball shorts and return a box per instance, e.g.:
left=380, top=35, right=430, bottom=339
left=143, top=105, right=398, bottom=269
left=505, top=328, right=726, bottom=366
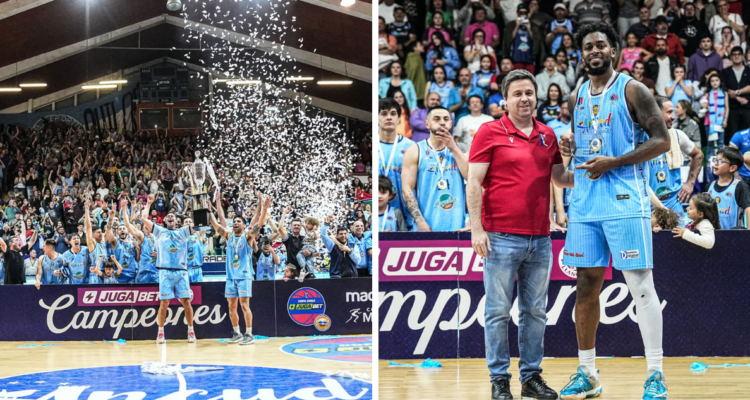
left=188, top=267, right=204, bottom=283
left=225, top=279, right=253, bottom=298
left=159, top=270, right=191, bottom=300
left=563, top=217, right=653, bottom=270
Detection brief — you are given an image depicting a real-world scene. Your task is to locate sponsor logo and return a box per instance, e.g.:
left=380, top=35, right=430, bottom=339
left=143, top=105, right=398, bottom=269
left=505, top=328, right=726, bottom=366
left=616, top=194, right=630, bottom=200
left=509, top=136, right=514, bottom=143
left=168, top=243, right=179, bottom=253
left=346, top=291, right=373, bottom=303
left=539, top=133, right=548, bottom=147
left=620, top=250, right=640, bottom=259
left=718, top=204, right=731, bottom=214
left=203, top=255, right=227, bottom=263
left=379, top=287, right=667, bottom=355
left=288, top=288, right=326, bottom=327
left=77, top=287, right=202, bottom=307
left=315, top=314, right=332, bottom=331
left=346, top=308, right=372, bottom=324
left=0, top=365, right=372, bottom=399
left=434, top=193, right=457, bottom=210
left=563, top=250, right=584, bottom=258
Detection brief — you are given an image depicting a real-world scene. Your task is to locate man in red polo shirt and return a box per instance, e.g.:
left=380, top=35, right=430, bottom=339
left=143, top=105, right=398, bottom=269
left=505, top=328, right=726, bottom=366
left=467, top=69, right=574, bottom=400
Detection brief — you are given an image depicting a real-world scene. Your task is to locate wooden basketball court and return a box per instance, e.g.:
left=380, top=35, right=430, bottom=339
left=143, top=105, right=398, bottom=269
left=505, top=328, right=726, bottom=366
left=0, top=336, right=372, bottom=393
left=380, top=357, right=750, bottom=399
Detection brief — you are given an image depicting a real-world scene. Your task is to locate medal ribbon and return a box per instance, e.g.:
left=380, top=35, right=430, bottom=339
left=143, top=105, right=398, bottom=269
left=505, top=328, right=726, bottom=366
left=379, top=136, right=401, bottom=178
left=379, top=206, right=388, bottom=232
left=588, top=72, right=618, bottom=136
left=426, top=140, right=447, bottom=184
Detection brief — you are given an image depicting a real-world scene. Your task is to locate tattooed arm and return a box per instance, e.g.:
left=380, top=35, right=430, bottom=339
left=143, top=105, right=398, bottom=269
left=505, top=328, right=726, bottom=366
left=401, top=144, right=431, bottom=232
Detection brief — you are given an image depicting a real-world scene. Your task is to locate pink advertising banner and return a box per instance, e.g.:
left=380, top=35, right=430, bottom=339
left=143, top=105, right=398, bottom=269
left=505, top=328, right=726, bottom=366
left=378, top=239, right=612, bottom=282
left=76, top=286, right=203, bottom=307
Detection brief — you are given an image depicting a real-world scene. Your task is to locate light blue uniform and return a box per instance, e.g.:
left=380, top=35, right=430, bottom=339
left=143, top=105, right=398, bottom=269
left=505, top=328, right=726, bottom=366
left=256, top=252, right=276, bottom=281
left=40, top=254, right=65, bottom=285
left=0, top=258, right=4, bottom=285
left=648, top=147, right=686, bottom=226
left=101, top=273, right=119, bottom=284
left=225, top=233, right=253, bottom=298
left=114, top=238, right=138, bottom=284
left=61, top=247, right=90, bottom=285
left=552, top=121, right=574, bottom=211
left=380, top=135, right=416, bottom=229
left=564, top=73, right=653, bottom=270
left=349, top=232, right=372, bottom=274
left=88, top=242, right=109, bottom=284
left=186, top=233, right=205, bottom=283
left=414, top=140, right=466, bottom=231
left=152, top=224, right=192, bottom=300
left=137, top=235, right=158, bottom=283
left=708, top=179, right=743, bottom=229
left=379, top=206, right=399, bottom=232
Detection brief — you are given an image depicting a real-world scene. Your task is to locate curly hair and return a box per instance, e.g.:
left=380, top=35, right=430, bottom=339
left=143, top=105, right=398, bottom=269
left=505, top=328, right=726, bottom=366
left=653, top=208, right=679, bottom=230
left=575, top=22, right=620, bottom=51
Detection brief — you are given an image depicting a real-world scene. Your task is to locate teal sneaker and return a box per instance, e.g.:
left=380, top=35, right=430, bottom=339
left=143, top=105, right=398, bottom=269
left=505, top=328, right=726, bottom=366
left=643, top=371, right=668, bottom=399
left=560, top=366, right=602, bottom=399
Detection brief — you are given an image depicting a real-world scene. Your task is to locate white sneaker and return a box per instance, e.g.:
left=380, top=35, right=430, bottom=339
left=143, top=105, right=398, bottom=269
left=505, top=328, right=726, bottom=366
left=187, top=331, right=197, bottom=343
left=156, top=332, right=166, bottom=344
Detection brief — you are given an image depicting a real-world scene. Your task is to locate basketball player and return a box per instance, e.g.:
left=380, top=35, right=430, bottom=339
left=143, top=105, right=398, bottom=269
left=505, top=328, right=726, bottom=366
left=122, top=202, right=159, bottom=283
left=558, top=22, right=671, bottom=399
left=84, top=200, right=110, bottom=284
left=402, top=106, right=469, bottom=231
left=184, top=217, right=207, bottom=282
left=208, top=191, right=271, bottom=345
left=35, top=239, right=65, bottom=289
left=60, top=234, right=90, bottom=285
left=141, top=194, right=199, bottom=344
left=256, top=237, right=280, bottom=281
left=379, top=98, right=416, bottom=229
left=106, top=208, right=139, bottom=284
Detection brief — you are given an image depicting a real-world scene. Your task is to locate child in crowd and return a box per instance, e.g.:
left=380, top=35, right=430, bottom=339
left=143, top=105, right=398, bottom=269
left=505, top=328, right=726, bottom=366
left=256, top=237, right=280, bottom=281
left=295, top=217, right=320, bottom=276
left=706, top=148, right=750, bottom=230
left=651, top=208, right=680, bottom=232
left=282, top=264, right=300, bottom=282
left=378, top=175, right=407, bottom=232
left=91, top=255, right=123, bottom=284
left=672, top=193, right=720, bottom=249
left=704, top=74, right=727, bottom=158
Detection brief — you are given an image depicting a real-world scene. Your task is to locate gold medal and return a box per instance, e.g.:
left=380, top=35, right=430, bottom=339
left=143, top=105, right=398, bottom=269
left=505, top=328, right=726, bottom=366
left=437, top=179, right=448, bottom=190
left=656, top=171, right=666, bottom=182
left=590, top=138, right=602, bottom=153
left=234, top=254, right=239, bottom=261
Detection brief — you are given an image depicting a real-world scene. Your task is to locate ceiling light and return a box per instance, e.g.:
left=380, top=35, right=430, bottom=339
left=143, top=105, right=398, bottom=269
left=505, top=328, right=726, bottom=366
left=286, top=76, right=314, bottom=81
left=227, top=80, right=262, bottom=85
left=214, top=79, right=229, bottom=83
left=340, top=0, right=355, bottom=6
left=82, top=85, right=117, bottom=90
left=317, top=80, right=353, bottom=85
left=166, top=0, right=182, bottom=12
left=99, top=80, right=127, bottom=84
left=0, top=88, right=22, bottom=92
left=19, top=83, right=47, bottom=88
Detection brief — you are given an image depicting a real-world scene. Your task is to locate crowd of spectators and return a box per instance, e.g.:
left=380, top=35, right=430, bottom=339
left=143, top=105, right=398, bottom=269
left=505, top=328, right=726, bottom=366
left=0, top=120, right=372, bottom=285
left=379, top=0, right=750, bottom=232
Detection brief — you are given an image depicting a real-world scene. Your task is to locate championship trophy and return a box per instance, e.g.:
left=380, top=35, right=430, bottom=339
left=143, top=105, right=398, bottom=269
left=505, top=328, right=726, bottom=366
left=186, top=151, right=211, bottom=228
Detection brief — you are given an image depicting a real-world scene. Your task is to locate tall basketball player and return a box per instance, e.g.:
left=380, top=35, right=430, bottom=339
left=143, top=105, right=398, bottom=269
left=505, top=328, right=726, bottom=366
left=379, top=98, right=416, bottom=230
left=84, top=200, right=109, bottom=284
left=122, top=201, right=158, bottom=283
left=35, top=239, right=65, bottom=288
left=61, top=234, right=90, bottom=285
left=106, top=208, right=139, bottom=284
left=558, top=22, right=671, bottom=400
left=141, top=195, right=199, bottom=344
left=402, top=106, right=469, bottom=232
left=208, top=191, right=271, bottom=345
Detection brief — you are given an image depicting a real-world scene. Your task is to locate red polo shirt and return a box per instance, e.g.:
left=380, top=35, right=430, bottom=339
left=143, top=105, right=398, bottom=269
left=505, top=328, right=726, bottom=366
left=469, top=114, right=562, bottom=235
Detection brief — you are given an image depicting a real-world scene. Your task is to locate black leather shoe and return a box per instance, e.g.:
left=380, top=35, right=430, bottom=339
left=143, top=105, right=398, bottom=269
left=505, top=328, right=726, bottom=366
left=491, top=378, right=513, bottom=399
left=521, top=374, right=558, bottom=399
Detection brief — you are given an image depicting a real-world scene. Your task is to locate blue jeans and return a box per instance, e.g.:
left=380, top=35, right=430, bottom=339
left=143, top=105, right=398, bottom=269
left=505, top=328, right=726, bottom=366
left=484, top=232, right=552, bottom=384
left=295, top=245, right=316, bottom=272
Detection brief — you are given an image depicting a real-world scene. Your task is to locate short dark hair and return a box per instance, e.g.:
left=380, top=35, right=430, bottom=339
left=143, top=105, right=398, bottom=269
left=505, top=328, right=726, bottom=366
left=700, top=35, right=713, bottom=43
left=655, top=37, right=668, bottom=46
left=426, top=105, right=450, bottom=118
left=44, top=239, right=56, bottom=247
left=654, top=15, right=668, bottom=26
left=379, top=98, right=402, bottom=119
left=717, top=147, right=743, bottom=171
left=290, top=218, right=302, bottom=225
left=379, top=175, right=394, bottom=194
left=336, top=227, right=349, bottom=235
left=467, top=94, right=484, bottom=105
left=575, top=22, right=620, bottom=51
left=385, top=61, right=406, bottom=79
left=731, top=46, right=744, bottom=55
left=654, top=95, right=671, bottom=110
left=501, top=69, right=537, bottom=98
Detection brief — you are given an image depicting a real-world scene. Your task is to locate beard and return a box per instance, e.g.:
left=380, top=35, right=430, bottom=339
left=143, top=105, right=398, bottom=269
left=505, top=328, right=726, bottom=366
left=586, top=58, right=612, bottom=76
left=656, top=49, right=667, bottom=56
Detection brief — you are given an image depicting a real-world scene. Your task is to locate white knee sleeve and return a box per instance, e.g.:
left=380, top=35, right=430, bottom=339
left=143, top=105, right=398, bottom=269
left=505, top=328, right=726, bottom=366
left=622, top=269, right=663, bottom=369
left=622, top=269, right=659, bottom=311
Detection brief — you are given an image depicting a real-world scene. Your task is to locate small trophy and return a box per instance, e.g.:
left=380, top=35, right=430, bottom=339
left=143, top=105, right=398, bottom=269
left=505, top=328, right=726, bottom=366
left=186, top=151, right=210, bottom=228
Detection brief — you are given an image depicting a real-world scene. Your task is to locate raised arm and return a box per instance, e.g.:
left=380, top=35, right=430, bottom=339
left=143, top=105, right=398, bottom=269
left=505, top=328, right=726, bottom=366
left=141, top=195, right=155, bottom=232
left=0, top=237, right=6, bottom=253
left=104, top=208, right=117, bottom=247
left=207, top=202, right=231, bottom=239
left=247, top=195, right=272, bottom=241
left=122, top=201, right=145, bottom=243
left=278, top=205, right=291, bottom=241
left=84, top=200, right=96, bottom=249
left=110, top=255, right=123, bottom=277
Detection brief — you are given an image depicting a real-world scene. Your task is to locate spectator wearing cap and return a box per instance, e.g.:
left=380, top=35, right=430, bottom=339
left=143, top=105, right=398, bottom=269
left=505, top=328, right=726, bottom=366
left=626, top=7, right=657, bottom=42
left=453, top=95, right=494, bottom=153
left=571, top=0, right=610, bottom=26
left=688, top=35, right=723, bottom=82
left=503, top=3, right=541, bottom=75
left=535, top=55, right=571, bottom=103
left=545, top=3, right=574, bottom=56
left=463, top=7, right=500, bottom=48
left=641, top=15, right=685, bottom=64
left=720, top=46, right=750, bottom=146
left=448, top=68, right=485, bottom=123
left=672, top=2, right=710, bottom=58
left=708, top=0, right=745, bottom=46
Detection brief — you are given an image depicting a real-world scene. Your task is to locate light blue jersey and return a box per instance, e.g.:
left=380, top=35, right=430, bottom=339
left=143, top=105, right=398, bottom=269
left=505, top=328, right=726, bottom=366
left=187, top=233, right=205, bottom=268
left=415, top=140, right=466, bottom=231
left=380, top=136, right=417, bottom=229
left=40, top=254, right=65, bottom=285
left=152, top=225, right=191, bottom=270
left=708, top=179, right=743, bottom=229
left=88, top=241, right=110, bottom=284
left=570, top=73, right=650, bottom=222
left=256, top=252, right=276, bottom=281
left=62, top=247, right=90, bottom=285
left=0, top=258, right=4, bottom=285
left=114, top=238, right=138, bottom=281
left=101, top=273, right=119, bottom=284
left=379, top=206, right=399, bottom=232
left=648, top=144, right=686, bottom=224
left=349, top=232, right=372, bottom=273
left=139, top=235, right=158, bottom=275
left=225, top=233, right=254, bottom=280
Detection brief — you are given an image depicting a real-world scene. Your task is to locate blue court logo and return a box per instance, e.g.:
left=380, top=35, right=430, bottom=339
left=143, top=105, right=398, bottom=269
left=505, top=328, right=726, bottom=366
left=288, top=287, right=327, bottom=327
left=281, top=336, right=373, bottom=364
left=0, top=365, right=372, bottom=399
